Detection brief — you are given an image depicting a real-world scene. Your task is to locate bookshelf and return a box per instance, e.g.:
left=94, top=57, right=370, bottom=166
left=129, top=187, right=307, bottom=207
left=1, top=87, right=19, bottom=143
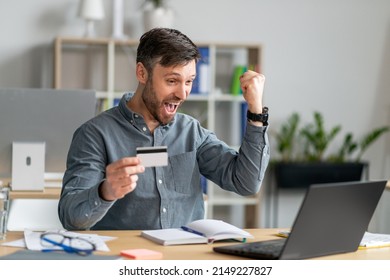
left=53, top=36, right=263, bottom=227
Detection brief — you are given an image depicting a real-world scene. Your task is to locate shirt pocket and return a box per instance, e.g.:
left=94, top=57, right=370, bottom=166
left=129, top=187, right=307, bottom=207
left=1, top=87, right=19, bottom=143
left=169, top=151, right=197, bottom=194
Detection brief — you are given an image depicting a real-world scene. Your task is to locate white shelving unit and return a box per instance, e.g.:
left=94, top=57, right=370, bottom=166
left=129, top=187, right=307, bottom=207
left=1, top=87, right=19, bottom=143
left=53, top=37, right=263, bottom=227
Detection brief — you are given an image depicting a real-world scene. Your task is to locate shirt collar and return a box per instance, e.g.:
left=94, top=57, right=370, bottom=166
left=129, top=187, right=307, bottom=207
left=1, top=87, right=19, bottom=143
left=118, top=92, right=175, bottom=128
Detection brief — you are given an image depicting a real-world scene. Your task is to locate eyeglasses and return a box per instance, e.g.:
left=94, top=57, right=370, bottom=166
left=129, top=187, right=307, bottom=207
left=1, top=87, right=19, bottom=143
left=40, top=232, right=96, bottom=256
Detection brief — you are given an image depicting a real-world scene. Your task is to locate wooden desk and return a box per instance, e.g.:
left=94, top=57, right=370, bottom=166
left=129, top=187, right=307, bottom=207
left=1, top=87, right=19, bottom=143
left=9, top=188, right=61, bottom=199
left=2, top=173, right=62, bottom=199
left=1, top=229, right=390, bottom=260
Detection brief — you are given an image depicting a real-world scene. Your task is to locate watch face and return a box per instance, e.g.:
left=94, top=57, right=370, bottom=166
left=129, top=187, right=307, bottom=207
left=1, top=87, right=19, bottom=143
left=257, top=114, right=268, bottom=123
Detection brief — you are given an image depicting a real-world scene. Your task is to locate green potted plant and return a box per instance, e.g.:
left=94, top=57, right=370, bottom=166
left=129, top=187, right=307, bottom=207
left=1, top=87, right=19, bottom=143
left=272, top=111, right=389, bottom=188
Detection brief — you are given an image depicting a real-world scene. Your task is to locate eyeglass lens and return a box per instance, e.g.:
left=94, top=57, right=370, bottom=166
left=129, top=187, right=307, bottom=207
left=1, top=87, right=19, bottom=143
left=41, top=233, right=95, bottom=251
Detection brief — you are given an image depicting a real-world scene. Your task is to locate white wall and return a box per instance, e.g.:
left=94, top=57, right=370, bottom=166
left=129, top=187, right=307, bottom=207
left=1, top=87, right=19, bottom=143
left=1, top=0, right=389, bottom=231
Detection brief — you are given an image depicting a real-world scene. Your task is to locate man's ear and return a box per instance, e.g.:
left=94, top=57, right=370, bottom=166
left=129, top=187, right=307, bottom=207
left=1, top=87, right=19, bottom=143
left=136, top=62, right=148, bottom=84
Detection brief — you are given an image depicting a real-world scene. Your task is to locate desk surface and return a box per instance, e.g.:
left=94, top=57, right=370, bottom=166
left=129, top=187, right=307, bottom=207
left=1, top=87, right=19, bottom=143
left=1, top=229, right=390, bottom=260
left=9, top=188, right=61, bottom=199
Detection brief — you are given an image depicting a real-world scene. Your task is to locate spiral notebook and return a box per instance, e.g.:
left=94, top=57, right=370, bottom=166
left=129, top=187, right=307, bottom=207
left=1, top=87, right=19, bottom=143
left=141, top=219, right=253, bottom=245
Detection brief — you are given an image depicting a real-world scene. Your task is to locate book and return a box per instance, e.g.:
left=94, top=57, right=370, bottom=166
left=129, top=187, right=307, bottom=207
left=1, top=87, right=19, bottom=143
left=230, top=65, right=247, bottom=95
left=141, top=219, right=253, bottom=246
left=192, top=47, right=210, bottom=94
left=0, top=250, right=120, bottom=260
left=277, top=230, right=390, bottom=249
left=241, top=102, right=248, bottom=139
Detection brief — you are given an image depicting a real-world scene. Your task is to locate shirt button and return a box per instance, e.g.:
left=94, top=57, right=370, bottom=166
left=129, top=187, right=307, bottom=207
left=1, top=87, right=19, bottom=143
left=142, top=127, right=147, bottom=132
left=94, top=201, right=98, bottom=206
left=158, top=179, right=162, bottom=184
left=134, top=114, right=139, bottom=118
left=162, top=208, right=167, bottom=213
left=85, top=213, right=89, bottom=217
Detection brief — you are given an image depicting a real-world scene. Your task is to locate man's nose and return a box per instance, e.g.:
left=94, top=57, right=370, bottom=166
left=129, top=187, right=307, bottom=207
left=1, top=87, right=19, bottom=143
left=176, top=83, right=189, bottom=100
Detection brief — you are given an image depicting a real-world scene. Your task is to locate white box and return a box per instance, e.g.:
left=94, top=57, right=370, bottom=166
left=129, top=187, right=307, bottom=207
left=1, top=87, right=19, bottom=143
left=12, top=142, right=45, bottom=191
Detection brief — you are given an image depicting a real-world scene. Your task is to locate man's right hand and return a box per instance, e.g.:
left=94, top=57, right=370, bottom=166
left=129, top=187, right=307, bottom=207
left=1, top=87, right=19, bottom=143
left=99, top=157, right=145, bottom=201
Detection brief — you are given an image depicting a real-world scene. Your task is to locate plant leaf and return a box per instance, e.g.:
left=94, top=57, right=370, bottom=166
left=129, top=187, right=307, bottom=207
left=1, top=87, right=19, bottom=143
left=356, top=126, right=390, bottom=161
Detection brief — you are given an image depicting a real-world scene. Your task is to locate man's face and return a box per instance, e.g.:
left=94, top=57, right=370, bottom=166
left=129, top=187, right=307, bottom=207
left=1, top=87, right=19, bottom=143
left=142, top=60, right=196, bottom=125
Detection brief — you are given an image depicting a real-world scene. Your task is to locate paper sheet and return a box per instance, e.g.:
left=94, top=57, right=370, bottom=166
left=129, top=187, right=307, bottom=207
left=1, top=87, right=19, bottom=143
left=277, top=230, right=390, bottom=249
left=360, top=232, right=390, bottom=248
left=1, top=229, right=116, bottom=252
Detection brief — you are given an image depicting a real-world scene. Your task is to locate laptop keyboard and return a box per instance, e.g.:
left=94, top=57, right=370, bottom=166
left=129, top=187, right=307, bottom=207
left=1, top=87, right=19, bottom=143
left=243, top=241, right=284, bottom=255
left=214, top=239, right=286, bottom=259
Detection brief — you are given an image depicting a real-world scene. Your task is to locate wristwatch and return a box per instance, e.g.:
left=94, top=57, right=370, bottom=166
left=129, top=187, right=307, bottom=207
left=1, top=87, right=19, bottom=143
left=247, top=107, right=269, bottom=126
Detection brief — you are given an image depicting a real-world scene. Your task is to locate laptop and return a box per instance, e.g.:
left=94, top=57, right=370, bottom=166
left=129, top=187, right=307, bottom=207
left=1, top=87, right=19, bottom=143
left=213, top=180, right=387, bottom=259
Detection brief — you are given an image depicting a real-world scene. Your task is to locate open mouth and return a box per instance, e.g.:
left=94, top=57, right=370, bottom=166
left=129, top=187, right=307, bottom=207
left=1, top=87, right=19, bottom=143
left=164, top=102, right=180, bottom=114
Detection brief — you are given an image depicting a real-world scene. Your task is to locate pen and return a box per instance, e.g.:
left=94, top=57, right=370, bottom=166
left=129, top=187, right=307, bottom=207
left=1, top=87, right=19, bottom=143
left=181, top=226, right=205, bottom=237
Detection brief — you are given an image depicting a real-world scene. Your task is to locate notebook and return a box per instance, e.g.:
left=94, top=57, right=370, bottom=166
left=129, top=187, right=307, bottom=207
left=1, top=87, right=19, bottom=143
left=213, top=180, right=387, bottom=259
left=141, top=219, right=253, bottom=245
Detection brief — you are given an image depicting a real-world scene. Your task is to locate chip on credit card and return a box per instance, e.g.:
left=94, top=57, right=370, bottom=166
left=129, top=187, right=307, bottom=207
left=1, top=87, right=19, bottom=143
left=136, top=146, right=168, bottom=167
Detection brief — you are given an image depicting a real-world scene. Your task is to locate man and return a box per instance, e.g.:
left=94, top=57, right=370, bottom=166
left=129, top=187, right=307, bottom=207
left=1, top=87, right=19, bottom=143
left=58, top=28, right=270, bottom=230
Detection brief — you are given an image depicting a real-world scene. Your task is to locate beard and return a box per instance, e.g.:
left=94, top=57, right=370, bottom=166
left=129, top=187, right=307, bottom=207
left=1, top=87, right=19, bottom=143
left=141, top=79, right=181, bottom=126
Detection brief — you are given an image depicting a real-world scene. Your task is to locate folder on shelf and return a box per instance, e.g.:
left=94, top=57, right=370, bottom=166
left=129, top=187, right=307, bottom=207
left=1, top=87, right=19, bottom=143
left=230, top=65, right=247, bottom=95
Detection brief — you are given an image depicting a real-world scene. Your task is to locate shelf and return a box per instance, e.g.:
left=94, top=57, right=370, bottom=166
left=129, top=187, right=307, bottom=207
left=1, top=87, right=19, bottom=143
left=95, top=91, right=126, bottom=99
left=54, top=36, right=139, bottom=47
left=186, top=94, right=210, bottom=101
left=9, top=188, right=61, bottom=199
left=209, top=197, right=259, bottom=206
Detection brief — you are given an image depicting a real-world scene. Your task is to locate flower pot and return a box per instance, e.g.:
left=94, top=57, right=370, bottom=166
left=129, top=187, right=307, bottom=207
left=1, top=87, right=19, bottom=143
left=143, top=7, right=174, bottom=32
left=273, top=162, right=367, bottom=189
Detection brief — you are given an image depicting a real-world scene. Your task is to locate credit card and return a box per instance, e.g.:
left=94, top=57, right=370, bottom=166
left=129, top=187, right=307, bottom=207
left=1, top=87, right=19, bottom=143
left=136, top=146, right=168, bottom=167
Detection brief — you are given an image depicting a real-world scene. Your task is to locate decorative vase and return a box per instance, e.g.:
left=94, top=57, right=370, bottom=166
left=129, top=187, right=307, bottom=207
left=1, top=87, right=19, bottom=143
left=143, top=7, right=174, bottom=32
left=112, top=0, right=126, bottom=39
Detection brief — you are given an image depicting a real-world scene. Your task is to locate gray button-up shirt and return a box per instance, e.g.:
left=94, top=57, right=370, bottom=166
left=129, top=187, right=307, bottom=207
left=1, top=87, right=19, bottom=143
left=58, top=93, right=270, bottom=230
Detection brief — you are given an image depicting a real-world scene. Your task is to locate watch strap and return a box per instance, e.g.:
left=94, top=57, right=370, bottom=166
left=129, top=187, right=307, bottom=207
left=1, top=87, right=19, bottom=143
left=247, top=107, right=269, bottom=125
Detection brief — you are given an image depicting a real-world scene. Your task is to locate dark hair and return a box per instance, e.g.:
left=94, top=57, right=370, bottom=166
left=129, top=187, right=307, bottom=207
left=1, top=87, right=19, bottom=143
left=136, top=28, right=200, bottom=74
